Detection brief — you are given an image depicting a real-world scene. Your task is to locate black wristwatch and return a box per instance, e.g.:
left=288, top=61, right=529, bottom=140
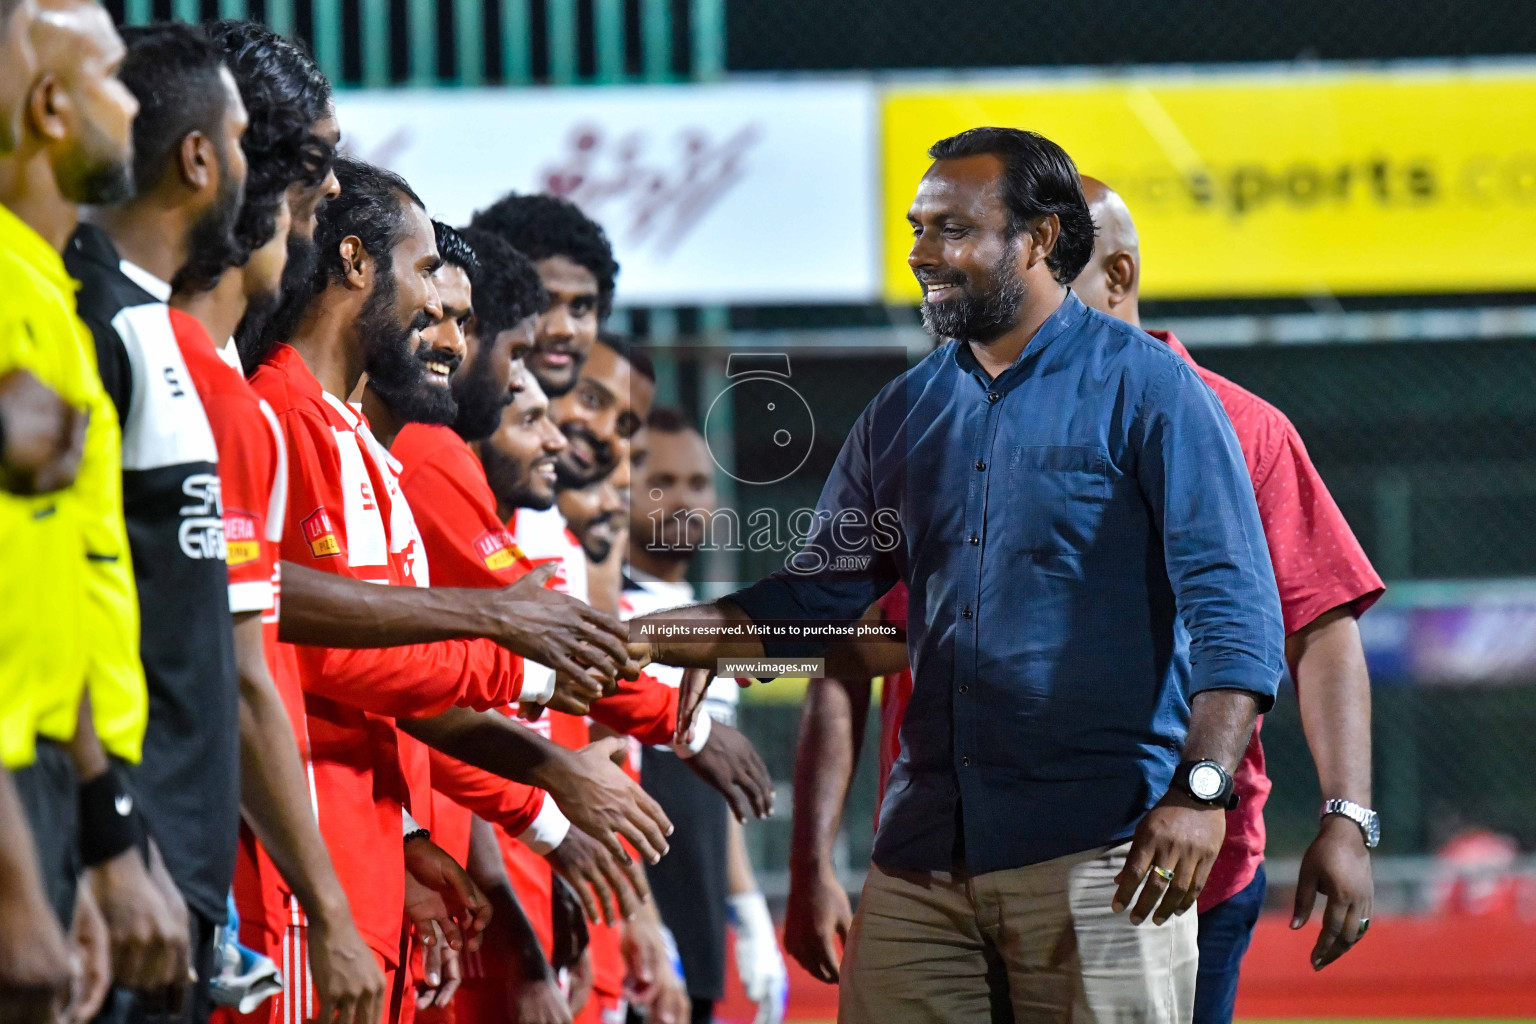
left=1171, top=760, right=1239, bottom=810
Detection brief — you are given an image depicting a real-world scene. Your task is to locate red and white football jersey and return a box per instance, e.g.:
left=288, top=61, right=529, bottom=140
left=249, top=343, right=525, bottom=965
left=167, top=313, right=310, bottom=948
left=394, top=423, right=567, bottom=863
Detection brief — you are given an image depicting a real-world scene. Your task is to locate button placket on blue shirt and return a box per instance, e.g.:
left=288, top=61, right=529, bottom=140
left=950, top=322, right=1070, bottom=834
left=954, top=371, right=994, bottom=777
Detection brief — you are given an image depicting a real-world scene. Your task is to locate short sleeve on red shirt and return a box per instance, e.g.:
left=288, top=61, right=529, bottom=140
left=168, top=310, right=285, bottom=615
left=1155, top=331, right=1384, bottom=635
left=1245, top=409, right=1385, bottom=635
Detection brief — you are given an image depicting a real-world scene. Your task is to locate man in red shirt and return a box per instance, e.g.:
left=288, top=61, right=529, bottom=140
left=397, top=240, right=771, bottom=1021
left=1070, top=177, right=1381, bottom=1022
left=784, top=176, right=1384, bottom=1023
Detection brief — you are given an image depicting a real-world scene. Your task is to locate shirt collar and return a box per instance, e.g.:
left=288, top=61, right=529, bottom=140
left=0, top=203, right=73, bottom=290
left=118, top=258, right=172, bottom=302
left=1144, top=328, right=1200, bottom=372
left=320, top=388, right=402, bottom=473
left=951, top=289, right=1086, bottom=392
left=214, top=338, right=243, bottom=373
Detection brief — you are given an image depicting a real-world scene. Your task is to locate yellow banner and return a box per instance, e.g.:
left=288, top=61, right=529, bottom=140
left=882, top=70, right=1536, bottom=301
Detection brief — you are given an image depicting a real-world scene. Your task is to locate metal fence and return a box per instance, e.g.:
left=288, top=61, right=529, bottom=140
left=109, top=0, right=1536, bottom=83
left=106, top=0, right=723, bottom=86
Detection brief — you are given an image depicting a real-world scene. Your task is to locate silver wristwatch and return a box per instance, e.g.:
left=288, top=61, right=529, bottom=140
left=1321, top=799, right=1380, bottom=849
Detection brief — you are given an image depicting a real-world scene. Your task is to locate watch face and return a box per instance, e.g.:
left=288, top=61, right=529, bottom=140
left=1189, top=763, right=1224, bottom=801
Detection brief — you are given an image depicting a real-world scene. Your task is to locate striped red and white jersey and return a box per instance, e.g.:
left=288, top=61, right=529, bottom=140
left=249, top=343, right=524, bottom=965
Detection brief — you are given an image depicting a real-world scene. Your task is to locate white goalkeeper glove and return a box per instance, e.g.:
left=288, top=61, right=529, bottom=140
left=728, top=891, right=787, bottom=1024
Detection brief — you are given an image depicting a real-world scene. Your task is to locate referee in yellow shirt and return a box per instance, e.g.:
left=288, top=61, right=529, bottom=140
left=0, top=0, right=76, bottom=1013
left=0, top=0, right=189, bottom=1010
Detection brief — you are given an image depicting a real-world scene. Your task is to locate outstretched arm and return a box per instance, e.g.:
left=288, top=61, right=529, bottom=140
left=399, top=710, right=672, bottom=868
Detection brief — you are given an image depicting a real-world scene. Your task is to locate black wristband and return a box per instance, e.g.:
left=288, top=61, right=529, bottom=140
left=404, top=827, right=431, bottom=844
left=78, top=765, right=144, bottom=867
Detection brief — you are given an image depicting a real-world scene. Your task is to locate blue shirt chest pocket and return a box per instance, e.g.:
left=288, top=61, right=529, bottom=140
left=990, top=444, right=1114, bottom=556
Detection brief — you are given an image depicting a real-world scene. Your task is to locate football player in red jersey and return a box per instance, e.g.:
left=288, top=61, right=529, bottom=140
left=483, top=334, right=772, bottom=1024
left=168, top=21, right=384, bottom=1024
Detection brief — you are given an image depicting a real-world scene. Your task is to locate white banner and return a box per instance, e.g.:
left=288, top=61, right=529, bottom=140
left=335, top=82, right=878, bottom=305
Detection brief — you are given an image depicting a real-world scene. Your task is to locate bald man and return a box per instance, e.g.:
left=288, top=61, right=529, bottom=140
left=1071, top=177, right=1385, bottom=1024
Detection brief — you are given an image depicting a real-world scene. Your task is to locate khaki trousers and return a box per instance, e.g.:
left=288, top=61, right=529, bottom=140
left=839, top=843, right=1197, bottom=1024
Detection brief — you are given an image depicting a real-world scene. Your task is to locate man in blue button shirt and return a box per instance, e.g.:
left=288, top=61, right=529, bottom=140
left=632, top=127, right=1285, bottom=1023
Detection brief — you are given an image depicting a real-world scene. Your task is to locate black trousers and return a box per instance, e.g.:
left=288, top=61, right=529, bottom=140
left=640, top=746, right=730, bottom=1002
left=12, top=738, right=80, bottom=927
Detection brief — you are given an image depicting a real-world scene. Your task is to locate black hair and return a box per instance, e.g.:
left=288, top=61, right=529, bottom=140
left=313, top=157, right=425, bottom=289
left=456, top=227, right=548, bottom=342
left=467, top=192, right=619, bottom=318
left=434, top=220, right=480, bottom=277
left=117, top=24, right=231, bottom=195
left=645, top=406, right=695, bottom=434
left=597, top=330, right=654, bottom=383
left=208, top=20, right=332, bottom=263
left=927, top=127, right=1095, bottom=285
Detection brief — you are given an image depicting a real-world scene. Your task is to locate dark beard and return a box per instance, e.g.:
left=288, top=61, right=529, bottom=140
left=451, top=342, right=512, bottom=443
left=554, top=422, right=614, bottom=489
left=237, top=231, right=319, bottom=371
left=233, top=288, right=282, bottom=373
left=171, top=172, right=245, bottom=295
left=361, top=274, right=456, bottom=426
left=919, top=249, right=1027, bottom=345
left=580, top=526, right=614, bottom=565
left=480, top=442, right=554, bottom=513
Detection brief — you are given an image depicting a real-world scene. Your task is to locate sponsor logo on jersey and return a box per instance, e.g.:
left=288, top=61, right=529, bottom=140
left=178, top=473, right=226, bottom=560
left=224, top=510, right=261, bottom=566
left=473, top=529, right=528, bottom=572
left=301, top=508, right=341, bottom=558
